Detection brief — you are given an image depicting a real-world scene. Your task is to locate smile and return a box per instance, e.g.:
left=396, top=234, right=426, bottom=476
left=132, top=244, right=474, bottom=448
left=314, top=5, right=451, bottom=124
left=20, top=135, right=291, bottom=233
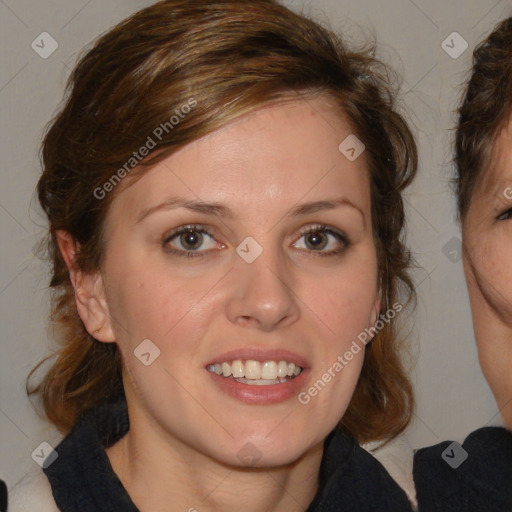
left=206, top=359, right=303, bottom=385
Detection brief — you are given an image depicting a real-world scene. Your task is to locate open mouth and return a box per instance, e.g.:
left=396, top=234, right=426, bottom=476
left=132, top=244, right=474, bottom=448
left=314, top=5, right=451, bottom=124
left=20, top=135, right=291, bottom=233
left=206, top=359, right=303, bottom=386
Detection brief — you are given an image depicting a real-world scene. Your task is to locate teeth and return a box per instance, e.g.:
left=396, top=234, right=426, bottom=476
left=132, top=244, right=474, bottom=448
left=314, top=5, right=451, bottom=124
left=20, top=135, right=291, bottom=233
left=277, top=361, right=288, bottom=378
left=245, top=360, right=261, bottom=379
left=232, top=359, right=244, bottom=378
left=221, top=362, right=231, bottom=377
left=207, top=359, right=303, bottom=380
left=261, top=361, right=277, bottom=380
left=236, top=378, right=289, bottom=385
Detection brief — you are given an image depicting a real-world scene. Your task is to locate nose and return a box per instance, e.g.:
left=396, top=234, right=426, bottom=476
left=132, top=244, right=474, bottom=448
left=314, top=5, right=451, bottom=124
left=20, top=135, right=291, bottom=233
left=225, top=239, right=300, bottom=332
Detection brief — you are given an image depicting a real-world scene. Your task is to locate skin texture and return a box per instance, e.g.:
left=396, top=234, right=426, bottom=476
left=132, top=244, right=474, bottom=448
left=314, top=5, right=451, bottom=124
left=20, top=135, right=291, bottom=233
left=462, top=115, right=512, bottom=431
left=58, top=97, right=381, bottom=512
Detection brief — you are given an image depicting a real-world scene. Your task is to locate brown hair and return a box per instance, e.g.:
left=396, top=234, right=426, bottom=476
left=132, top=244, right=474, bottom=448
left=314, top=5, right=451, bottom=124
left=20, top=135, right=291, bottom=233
left=29, top=0, right=417, bottom=444
left=454, top=17, right=512, bottom=220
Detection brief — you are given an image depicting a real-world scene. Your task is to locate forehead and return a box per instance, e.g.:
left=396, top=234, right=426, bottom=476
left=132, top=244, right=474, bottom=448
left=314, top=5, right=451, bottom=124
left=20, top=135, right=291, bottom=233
left=110, top=97, right=371, bottom=220
left=476, top=113, right=512, bottom=199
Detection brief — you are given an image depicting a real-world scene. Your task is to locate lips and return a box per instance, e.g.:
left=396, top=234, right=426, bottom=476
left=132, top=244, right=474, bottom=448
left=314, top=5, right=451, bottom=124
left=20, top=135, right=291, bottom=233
left=205, top=347, right=310, bottom=404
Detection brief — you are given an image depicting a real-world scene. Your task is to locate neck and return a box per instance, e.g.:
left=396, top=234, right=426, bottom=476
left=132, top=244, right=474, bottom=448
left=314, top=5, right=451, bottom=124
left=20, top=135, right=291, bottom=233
left=106, top=408, right=323, bottom=512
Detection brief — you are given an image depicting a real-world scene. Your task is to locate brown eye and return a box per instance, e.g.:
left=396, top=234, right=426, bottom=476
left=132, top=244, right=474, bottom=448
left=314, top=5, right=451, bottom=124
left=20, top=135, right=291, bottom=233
left=304, top=230, right=328, bottom=250
left=163, top=224, right=222, bottom=258
left=293, top=225, right=350, bottom=256
left=179, top=230, right=204, bottom=250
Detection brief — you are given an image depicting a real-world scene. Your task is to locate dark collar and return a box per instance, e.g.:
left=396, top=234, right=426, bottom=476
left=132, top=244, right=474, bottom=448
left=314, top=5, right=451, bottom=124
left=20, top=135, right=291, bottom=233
left=44, top=397, right=413, bottom=512
left=44, top=397, right=137, bottom=512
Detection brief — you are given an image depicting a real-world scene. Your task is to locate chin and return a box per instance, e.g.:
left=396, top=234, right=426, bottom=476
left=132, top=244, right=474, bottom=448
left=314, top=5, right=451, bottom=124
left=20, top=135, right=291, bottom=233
left=208, top=427, right=324, bottom=469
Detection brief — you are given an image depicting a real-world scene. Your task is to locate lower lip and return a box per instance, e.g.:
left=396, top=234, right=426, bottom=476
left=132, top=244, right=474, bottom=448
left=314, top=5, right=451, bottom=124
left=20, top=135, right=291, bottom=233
left=207, top=369, right=309, bottom=405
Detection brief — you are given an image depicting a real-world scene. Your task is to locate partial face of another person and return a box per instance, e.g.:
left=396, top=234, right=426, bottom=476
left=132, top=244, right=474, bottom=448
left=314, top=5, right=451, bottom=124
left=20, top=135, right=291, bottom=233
left=463, top=113, right=512, bottom=427
left=87, top=97, right=381, bottom=467
left=463, top=116, right=512, bottom=325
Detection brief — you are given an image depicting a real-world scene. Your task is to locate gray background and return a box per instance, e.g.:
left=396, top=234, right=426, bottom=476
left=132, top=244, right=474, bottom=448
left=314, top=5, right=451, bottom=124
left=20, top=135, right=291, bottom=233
left=1, top=0, right=511, bottom=488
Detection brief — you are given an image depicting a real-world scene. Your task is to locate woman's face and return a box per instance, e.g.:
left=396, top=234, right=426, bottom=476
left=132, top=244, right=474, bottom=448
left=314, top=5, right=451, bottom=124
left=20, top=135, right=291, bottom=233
left=96, top=97, right=380, bottom=467
left=462, top=114, right=512, bottom=423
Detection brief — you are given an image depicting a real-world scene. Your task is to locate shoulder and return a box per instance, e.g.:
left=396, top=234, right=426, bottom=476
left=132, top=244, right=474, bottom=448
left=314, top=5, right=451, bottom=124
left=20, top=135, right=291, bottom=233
left=313, top=430, right=415, bottom=511
left=413, top=426, right=512, bottom=511
left=362, top=435, right=417, bottom=510
left=8, top=469, right=60, bottom=512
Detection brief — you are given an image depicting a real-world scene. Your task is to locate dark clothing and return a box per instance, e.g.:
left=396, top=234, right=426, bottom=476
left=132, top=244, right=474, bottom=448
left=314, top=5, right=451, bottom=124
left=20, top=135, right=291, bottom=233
left=414, top=428, right=512, bottom=511
left=44, top=397, right=512, bottom=511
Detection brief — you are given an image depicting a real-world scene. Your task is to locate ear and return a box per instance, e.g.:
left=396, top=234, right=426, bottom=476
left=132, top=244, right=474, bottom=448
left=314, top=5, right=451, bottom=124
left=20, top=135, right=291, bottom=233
left=56, top=230, right=115, bottom=343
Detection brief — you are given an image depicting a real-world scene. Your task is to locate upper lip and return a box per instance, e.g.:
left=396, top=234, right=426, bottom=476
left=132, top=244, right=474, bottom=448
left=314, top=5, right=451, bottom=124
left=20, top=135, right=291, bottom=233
left=206, top=347, right=310, bottom=369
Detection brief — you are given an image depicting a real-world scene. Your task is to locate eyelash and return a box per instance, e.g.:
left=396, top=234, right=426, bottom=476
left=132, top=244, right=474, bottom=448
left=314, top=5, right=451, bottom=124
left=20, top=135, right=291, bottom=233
left=497, top=208, right=512, bottom=221
left=162, top=223, right=350, bottom=259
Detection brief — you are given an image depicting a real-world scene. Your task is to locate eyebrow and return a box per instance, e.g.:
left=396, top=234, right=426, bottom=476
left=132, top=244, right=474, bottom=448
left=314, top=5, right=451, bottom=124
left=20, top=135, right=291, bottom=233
left=136, top=195, right=365, bottom=224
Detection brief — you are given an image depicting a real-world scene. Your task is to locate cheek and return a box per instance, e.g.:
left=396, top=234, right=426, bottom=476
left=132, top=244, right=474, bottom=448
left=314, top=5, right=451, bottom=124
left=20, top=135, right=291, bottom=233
left=104, top=259, right=211, bottom=349
left=308, top=257, right=379, bottom=338
left=469, top=236, right=512, bottom=321
left=105, top=246, right=379, bottom=356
